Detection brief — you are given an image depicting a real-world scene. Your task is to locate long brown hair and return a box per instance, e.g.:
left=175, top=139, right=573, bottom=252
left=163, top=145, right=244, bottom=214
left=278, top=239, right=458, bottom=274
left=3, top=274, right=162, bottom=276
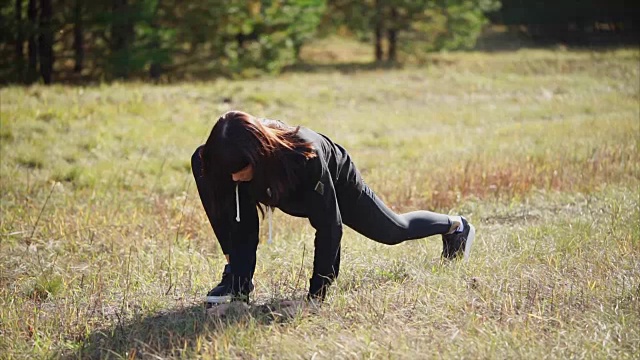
left=201, top=110, right=316, bottom=216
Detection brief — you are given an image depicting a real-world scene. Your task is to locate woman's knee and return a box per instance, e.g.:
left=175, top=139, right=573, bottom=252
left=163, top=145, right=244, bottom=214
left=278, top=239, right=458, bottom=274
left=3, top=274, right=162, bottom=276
left=382, top=234, right=406, bottom=245
left=372, top=227, right=407, bottom=245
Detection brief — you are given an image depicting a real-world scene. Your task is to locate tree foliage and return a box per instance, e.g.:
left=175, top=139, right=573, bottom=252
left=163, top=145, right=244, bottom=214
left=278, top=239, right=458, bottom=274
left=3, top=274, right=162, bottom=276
left=4, top=0, right=637, bottom=84
left=0, top=0, right=495, bottom=83
left=324, top=0, right=500, bottom=62
left=1, top=0, right=326, bottom=83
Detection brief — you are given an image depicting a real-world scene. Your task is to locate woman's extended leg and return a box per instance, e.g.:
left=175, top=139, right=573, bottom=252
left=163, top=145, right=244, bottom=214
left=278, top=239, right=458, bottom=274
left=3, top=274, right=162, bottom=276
left=339, top=183, right=455, bottom=245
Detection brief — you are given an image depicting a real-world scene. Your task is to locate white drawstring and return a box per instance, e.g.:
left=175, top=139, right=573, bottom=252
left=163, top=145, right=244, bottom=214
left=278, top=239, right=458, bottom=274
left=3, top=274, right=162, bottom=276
left=235, top=183, right=240, bottom=222
left=235, top=184, right=273, bottom=243
left=268, top=206, right=273, bottom=244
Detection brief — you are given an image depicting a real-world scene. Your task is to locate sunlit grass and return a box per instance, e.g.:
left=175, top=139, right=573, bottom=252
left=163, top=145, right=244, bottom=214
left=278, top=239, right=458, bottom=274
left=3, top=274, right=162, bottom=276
left=1, top=48, right=639, bottom=359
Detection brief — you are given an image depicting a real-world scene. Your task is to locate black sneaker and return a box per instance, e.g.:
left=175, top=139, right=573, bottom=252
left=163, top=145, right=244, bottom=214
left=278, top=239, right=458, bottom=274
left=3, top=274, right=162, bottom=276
left=441, top=217, right=475, bottom=261
left=205, top=264, right=254, bottom=307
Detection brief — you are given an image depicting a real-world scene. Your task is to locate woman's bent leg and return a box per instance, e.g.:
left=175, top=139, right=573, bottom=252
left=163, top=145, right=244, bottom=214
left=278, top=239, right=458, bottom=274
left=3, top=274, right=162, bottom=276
left=191, top=145, right=231, bottom=255
left=339, top=184, right=452, bottom=245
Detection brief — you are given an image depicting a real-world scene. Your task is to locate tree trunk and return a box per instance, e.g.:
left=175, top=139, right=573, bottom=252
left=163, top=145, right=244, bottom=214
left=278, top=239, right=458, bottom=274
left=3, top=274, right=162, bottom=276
left=387, top=7, right=398, bottom=62
left=111, top=0, right=134, bottom=79
left=38, top=0, right=53, bottom=84
left=149, top=0, right=162, bottom=81
left=27, top=0, right=38, bottom=83
left=293, top=42, right=303, bottom=60
left=73, top=0, right=84, bottom=73
left=374, top=24, right=383, bottom=62
left=236, top=33, right=245, bottom=48
left=149, top=63, right=161, bottom=81
left=15, top=0, right=24, bottom=82
left=373, top=0, right=384, bottom=62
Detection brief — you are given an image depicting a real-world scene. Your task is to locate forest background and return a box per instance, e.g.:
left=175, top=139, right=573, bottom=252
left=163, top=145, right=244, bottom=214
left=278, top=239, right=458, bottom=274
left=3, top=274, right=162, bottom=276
left=1, top=0, right=637, bottom=84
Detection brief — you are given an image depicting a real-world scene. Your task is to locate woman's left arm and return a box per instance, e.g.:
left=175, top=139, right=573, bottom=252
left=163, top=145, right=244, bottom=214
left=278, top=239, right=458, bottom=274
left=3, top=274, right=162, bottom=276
left=304, top=157, right=343, bottom=301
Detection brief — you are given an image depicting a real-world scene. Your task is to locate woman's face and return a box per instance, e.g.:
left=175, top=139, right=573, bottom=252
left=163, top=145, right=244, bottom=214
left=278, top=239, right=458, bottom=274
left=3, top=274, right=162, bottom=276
left=231, top=164, right=254, bottom=182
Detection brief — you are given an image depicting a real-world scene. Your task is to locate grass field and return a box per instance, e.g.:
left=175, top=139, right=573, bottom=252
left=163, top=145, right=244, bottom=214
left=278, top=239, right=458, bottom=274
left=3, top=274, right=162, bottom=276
left=1, top=48, right=639, bottom=359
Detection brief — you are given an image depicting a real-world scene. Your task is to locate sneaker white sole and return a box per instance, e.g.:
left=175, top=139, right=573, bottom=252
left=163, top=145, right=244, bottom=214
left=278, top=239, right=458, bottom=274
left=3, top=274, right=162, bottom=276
left=463, top=224, right=475, bottom=262
left=205, top=295, right=231, bottom=304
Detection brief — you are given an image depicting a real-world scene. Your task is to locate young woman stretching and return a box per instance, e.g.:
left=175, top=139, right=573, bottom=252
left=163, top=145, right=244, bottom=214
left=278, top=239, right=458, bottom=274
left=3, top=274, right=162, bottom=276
left=191, top=111, right=475, bottom=306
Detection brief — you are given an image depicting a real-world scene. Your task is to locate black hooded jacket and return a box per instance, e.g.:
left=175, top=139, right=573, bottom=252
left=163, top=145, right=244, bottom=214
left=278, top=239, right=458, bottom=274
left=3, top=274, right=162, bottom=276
left=225, top=126, right=363, bottom=300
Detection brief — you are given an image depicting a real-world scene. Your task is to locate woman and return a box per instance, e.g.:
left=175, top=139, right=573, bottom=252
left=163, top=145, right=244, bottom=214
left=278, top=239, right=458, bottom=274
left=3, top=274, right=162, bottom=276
left=191, top=111, right=475, bottom=306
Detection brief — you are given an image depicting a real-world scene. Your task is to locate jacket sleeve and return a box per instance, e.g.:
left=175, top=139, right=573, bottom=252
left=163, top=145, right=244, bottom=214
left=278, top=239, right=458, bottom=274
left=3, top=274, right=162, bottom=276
left=304, top=156, right=343, bottom=301
left=228, top=182, right=259, bottom=295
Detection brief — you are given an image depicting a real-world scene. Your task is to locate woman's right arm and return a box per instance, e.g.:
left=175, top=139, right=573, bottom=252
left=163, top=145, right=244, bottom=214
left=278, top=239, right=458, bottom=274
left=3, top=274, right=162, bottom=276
left=227, top=182, right=259, bottom=295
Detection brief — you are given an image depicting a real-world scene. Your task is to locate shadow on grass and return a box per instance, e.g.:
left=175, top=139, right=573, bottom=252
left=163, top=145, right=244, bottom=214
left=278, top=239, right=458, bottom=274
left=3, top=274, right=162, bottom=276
left=62, top=300, right=304, bottom=359
left=282, top=61, right=403, bottom=75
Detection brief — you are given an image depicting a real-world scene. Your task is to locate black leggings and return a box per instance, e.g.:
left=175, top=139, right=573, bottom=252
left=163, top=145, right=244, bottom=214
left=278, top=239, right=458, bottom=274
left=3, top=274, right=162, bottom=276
left=337, top=183, right=451, bottom=245
left=191, top=146, right=451, bottom=253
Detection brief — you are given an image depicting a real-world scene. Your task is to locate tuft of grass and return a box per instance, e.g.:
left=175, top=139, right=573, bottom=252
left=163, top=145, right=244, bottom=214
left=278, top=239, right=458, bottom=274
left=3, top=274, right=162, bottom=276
left=24, top=275, right=65, bottom=301
left=17, top=156, right=45, bottom=169
left=51, top=166, right=84, bottom=184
